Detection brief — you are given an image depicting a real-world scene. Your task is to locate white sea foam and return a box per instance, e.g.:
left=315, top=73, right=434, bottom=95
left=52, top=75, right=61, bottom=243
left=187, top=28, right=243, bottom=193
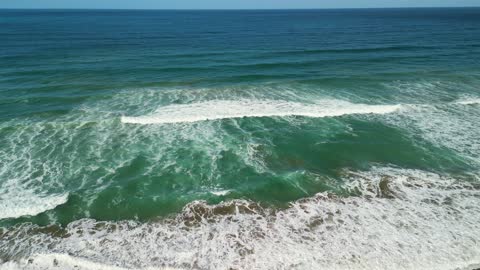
left=1, top=167, right=479, bottom=270
left=0, top=123, right=68, bottom=219
left=0, top=254, right=180, bottom=270
left=456, top=98, right=480, bottom=105
left=121, top=99, right=402, bottom=124
left=209, top=190, right=231, bottom=196
left=0, top=191, right=68, bottom=219
left=385, top=101, right=480, bottom=163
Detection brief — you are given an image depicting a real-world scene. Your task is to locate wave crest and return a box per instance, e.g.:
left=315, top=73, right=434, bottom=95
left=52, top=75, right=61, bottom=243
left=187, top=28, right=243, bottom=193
left=456, top=98, right=480, bottom=105
left=0, top=192, right=68, bottom=220
left=121, top=99, right=401, bottom=124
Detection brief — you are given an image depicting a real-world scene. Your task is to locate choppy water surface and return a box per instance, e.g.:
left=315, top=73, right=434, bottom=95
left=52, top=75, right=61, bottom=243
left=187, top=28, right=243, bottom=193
left=1, top=8, right=480, bottom=270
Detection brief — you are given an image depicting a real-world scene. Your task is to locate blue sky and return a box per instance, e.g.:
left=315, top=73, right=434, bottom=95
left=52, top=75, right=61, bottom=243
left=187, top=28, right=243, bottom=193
left=1, top=0, right=480, bottom=9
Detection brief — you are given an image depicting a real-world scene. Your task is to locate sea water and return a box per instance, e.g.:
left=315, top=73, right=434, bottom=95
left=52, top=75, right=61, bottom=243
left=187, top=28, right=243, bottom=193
left=1, top=8, right=480, bottom=270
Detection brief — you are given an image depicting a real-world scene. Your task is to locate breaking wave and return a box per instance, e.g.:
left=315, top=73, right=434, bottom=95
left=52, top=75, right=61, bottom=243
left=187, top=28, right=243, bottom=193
left=0, top=192, right=68, bottom=220
left=456, top=98, right=480, bottom=105
left=121, top=99, right=402, bottom=124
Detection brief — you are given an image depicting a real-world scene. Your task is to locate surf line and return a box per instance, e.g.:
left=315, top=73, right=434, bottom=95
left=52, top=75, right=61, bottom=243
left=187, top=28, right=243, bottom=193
left=121, top=99, right=403, bottom=125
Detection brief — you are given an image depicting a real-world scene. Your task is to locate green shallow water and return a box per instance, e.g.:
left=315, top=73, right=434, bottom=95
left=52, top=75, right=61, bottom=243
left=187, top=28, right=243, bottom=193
left=1, top=83, right=478, bottom=226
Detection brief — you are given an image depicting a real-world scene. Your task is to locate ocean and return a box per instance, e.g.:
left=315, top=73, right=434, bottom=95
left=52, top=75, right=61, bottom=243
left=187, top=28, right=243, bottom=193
left=0, top=8, right=480, bottom=270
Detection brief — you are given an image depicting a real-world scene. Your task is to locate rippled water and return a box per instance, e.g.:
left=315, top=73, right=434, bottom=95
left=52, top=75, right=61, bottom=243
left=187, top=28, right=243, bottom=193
left=1, top=8, right=480, bottom=270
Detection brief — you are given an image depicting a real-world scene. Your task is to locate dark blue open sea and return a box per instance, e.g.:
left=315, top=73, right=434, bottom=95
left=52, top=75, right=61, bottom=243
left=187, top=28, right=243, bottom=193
left=1, top=8, right=480, bottom=270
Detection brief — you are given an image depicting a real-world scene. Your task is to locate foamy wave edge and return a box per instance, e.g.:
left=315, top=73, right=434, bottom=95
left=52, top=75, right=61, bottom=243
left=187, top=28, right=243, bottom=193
left=455, top=98, right=480, bottom=105
left=0, top=193, right=68, bottom=220
left=1, top=167, right=479, bottom=270
left=1, top=252, right=478, bottom=270
left=121, top=99, right=402, bottom=124
left=0, top=254, right=181, bottom=270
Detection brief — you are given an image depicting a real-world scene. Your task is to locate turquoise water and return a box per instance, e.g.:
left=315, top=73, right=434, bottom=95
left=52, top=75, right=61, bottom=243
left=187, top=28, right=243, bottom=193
left=1, top=8, right=480, bottom=270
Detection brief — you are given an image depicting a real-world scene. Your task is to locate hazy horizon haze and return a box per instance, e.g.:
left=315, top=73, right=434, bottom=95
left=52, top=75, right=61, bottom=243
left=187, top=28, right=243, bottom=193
left=1, top=0, right=480, bottom=9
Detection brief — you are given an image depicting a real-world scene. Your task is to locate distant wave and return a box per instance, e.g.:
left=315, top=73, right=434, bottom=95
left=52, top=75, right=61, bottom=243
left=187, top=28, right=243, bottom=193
left=121, top=99, right=402, bottom=124
left=456, top=98, right=480, bottom=105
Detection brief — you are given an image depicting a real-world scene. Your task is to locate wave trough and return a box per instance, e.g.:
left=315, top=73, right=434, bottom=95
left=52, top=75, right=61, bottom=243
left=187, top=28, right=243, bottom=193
left=121, top=99, right=402, bottom=124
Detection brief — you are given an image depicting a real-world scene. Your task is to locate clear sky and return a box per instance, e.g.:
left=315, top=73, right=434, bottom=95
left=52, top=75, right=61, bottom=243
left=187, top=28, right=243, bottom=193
left=1, top=0, right=480, bottom=9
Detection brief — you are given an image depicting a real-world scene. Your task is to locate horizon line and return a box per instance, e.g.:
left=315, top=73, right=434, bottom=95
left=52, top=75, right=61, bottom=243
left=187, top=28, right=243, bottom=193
left=1, top=6, right=479, bottom=11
